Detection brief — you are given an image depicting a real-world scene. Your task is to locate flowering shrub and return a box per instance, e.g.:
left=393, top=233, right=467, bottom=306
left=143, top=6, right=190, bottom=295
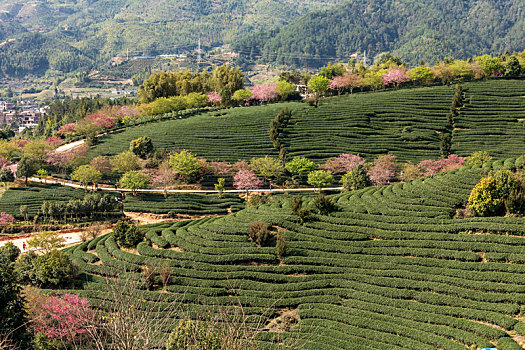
left=207, top=91, right=222, bottom=105
left=368, top=155, right=397, bottom=186
left=0, top=212, right=15, bottom=225
left=32, top=294, right=92, bottom=340
left=57, top=123, right=77, bottom=137
left=86, top=113, right=116, bottom=129
left=417, top=155, right=465, bottom=176
left=210, top=161, right=231, bottom=175
left=45, top=136, right=65, bottom=148
left=250, top=83, right=278, bottom=102
left=320, top=154, right=365, bottom=174
left=382, top=69, right=409, bottom=88
left=233, top=170, right=262, bottom=193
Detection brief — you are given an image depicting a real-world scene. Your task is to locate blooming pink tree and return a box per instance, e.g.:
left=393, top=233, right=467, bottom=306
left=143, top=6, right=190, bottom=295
left=90, top=156, right=112, bottom=175
left=368, top=155, right=397, bottom=186
left=210, top=161, right=231, bottom=175
left=382, top=69, right=409, bottom=88
left=250, top=83, right=278, bottom=102
left=0, top=157, right=7, bottom=169
left=152, top=165, right=177, bottom=197
left=0, top=212, right=15, bottom=225
left=417, top=154, right=465, bottom=176
left=320, top=153, right=365, bottom=174
left=86, top=113, right=116, bottom=129
left=32, top=294, right=92, bottom=341
left=57, top=123, right=77, bottom=137
left=329, top=76, right=348, bottom=96
left=46, top=145, right=88, bottom=174
left=233, top=169, right=262, bottom=195
left=232, top=160, right=251, bottom=172
left=45, top=136, right=65, bottom=148
left=207, top=91, right=222, bottom=105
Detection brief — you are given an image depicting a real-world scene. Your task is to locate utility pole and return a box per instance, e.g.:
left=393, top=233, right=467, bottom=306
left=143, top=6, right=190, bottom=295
left=126, top=48, right=129, bottom=61
left=197, top=37, right=201, bottom=69
left=363, top=50, right=367, bottom=67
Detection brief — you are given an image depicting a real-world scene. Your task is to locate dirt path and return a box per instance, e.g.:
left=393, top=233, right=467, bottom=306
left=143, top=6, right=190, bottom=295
left=55, top=139, right=85, bottom=153
left=28, top=176, right=342, bottom=194
left=0, top=225, right=113, bottom=253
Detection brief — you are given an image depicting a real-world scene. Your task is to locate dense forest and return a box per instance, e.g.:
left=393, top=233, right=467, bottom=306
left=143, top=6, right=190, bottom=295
left=234, top=0, right=525, bottom=67
left=0, top=0, right=343, bottom=77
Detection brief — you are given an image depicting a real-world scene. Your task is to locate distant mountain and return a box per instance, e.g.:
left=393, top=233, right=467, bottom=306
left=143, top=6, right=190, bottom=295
left=233, top=0, right=525, bottom=67
left=0, top=0, right=343, bottom=77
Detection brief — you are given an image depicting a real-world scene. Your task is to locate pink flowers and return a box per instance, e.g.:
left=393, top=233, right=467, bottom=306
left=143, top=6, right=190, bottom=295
left=57, top=123, right=77, bottom=136
left=368, top=155, right=397, bottom=186
left=210, top=161, right=231, bottom=175
left=207, top=91, right=222, bottom=105
left=382, top=69, right=409, bottom=88
left=417, top=155, right=465, bottom=176
left=87, top=113, right=116, bottom=129
left=233, top=169, right=262, bottom=192
left=32, top=294, right=92, bottom=340
left=320, top=153, right=365, bottom=174
left=45, top=136, right=65, bottom=148
left=250, top=83, right=278, bottom=102
left=0, top=212, right=15, bottom=225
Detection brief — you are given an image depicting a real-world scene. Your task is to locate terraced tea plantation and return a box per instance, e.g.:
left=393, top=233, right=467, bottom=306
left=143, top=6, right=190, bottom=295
left=67, top=158, right=525, bottom=349
left=0, top=185, right=86, bottom=218
left=123, top=192, right=245, bottom=216
left=88, top=79, right=525, bottom=163
left=452, top=79, right=525, bottom=159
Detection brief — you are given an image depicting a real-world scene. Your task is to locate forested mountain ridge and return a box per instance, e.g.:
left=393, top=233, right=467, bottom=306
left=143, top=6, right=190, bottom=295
left=0, top=0, right=343, bottom=77
left=234, top=0, right=525, bottom=67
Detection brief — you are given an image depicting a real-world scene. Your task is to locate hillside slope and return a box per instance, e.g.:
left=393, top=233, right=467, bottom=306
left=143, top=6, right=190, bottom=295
left=89, top=79, right=525, bottom=163
left=0, top=0, right=342, bottom=76
left=234, top=0, right=525, bottom=67
left=67, top=159, right=525, bottom=349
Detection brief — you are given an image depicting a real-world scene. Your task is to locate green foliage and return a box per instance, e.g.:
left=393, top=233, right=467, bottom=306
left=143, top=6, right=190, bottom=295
left=70, top=165, right=102, bottom=188
left=285, top=157, right=317, bottom=179
left=308, top=75, right=330, bottom=95
left=16, top=157, right=38, bottom=184
left=113, top=220, right=143, bottom=248
left=235, top=0, right=525, bottom=67
left=307, top=170, right=333, bottom=190
left=119, top=171, right=150, bottom=194
left=250, top=156, right=284, bottom=181
left=0, top=255, right=28, bottom=347
left=290, top=195, right=312, bottom=223
left=166, top=319, right=221, bottom=350
left=475, top=54, right=504, bottom=76
left=214, top=178, right=225, bottom=199
left=0, top=168, right=14, bottom=186
left=312, top=194, right=338, bottom=215
left=22, top=250, right=78, bottom=288
left=467, top=170, right=520, bottom=216
left=275, top=233, right=287, bottom=260
left=504, top=56, right=523, bottom=77
left=408, top=66, right=434, bottom=84
left=319, top=63, right=346, bottom=79
left=341, top=165, right=371, bottom=191
left=130, top=136, right=154, bottom=159
left=27, top=231, right=65, bottom=253
left=276, top=80, right=296, bottom=101
left=466, top=151, right=493, bottom=166
left=0, top=242, right=20, bottom=263
left=169, top=150, right=203, bottom=183
left=248, top=221, right=275, bottom=247
left=231, top=89, right=253, bottom=103
left=111, top=151, right=142, bottom=173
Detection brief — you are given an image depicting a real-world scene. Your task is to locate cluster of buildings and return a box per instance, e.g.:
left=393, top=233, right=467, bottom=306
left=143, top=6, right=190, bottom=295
left=0, top=100, right=49, bottom=133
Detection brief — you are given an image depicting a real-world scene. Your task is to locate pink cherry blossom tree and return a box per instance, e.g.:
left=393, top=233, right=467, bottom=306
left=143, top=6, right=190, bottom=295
left=0, top=212, right=15, bottom=225
left=86, top=113, right=116, bottom=129
left=250, top=83, right=278, bottom=102
left=90, top=156, right=113, bottom=175
left=57, top=123, right=77, bottom=137
left=328, top=76, right=348, bottom=96
left=207, top=91, right=222, bottom=105
left=320, top=153, right=365, bottom=174
left=32, top=294, right=92, bottom=342
left=382, top=69, right=409, bottom=88
left=45, top=136, right=65, bottom=148
left=210, top=161, right=231, bottom=175
left=368, top=155, right=397, bottom=186
left=233, top=169, right=262, bottom=195
left=152, top=164, right=177, bottom=197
